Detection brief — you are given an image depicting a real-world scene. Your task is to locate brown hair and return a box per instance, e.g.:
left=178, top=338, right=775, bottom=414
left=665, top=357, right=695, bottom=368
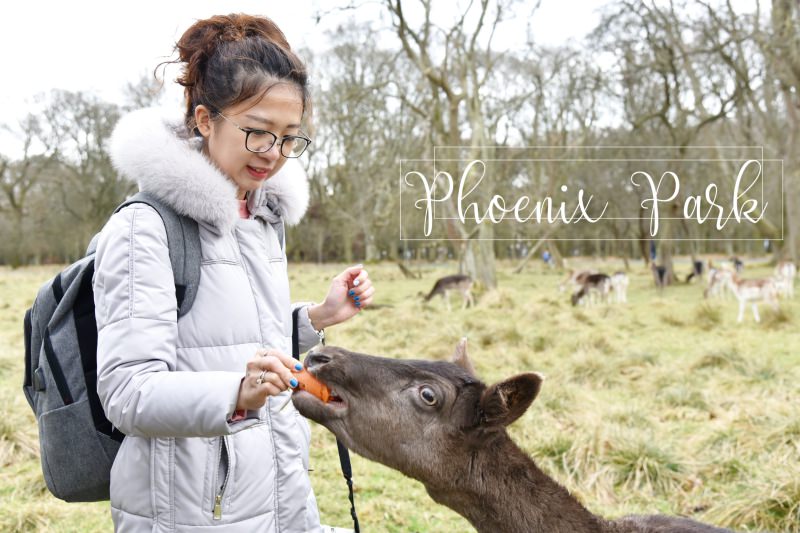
left=166, top=13, right=311, bottom=134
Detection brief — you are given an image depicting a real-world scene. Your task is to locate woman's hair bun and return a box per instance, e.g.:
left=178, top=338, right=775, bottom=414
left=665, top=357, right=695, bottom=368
left=178, top=14, right=292, bottom=65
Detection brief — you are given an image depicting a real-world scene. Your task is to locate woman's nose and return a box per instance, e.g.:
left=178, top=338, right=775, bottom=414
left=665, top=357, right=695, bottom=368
left=258, top=143, right=281, bottom=163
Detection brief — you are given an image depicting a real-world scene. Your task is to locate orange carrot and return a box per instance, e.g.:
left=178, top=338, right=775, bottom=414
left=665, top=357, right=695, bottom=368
left=292, top=368, right=331, bottom=403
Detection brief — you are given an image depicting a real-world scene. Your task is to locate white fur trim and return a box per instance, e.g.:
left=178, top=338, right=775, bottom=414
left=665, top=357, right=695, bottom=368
left=261, top=158, right=310, bottom=226
left=110, top=107, right=309, bottom=232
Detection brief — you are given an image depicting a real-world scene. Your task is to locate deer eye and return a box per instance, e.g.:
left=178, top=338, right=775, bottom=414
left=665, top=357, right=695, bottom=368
left=419, top=386, right=437, bottom=406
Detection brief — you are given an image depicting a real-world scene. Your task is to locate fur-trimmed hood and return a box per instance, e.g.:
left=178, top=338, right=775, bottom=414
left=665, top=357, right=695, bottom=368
left=109, top=107, right=309, bottom=234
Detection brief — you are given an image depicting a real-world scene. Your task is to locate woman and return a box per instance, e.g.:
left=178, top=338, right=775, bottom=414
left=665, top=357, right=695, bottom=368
left=93, top=13, right=373, bottom=532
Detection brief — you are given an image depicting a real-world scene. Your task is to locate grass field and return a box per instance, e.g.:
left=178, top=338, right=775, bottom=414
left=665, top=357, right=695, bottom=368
left=1, top=259, right=798, bottom=532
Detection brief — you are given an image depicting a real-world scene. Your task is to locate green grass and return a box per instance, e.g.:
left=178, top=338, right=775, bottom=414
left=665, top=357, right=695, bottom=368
left=1, top=260, right=799, bottom=532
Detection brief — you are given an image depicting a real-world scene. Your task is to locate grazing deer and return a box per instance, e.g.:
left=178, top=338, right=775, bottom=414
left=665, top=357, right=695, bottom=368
left=293, top=340, right=736, bottom=533
left=558, top=269, right=597, bottom=293
left=571, top=273, right=612, bottom=307
left=724, top=274, right=779, bottom=323
left=610, top=271, right=629, bottom=303
left=774, top=261, right=796, bottom=299
left=422, top=274, right=474, bottom=310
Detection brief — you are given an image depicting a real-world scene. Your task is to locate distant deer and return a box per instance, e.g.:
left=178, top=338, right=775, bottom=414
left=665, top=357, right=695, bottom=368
left=422, top=274, right=474, bottom=310
left=571, top=273, right=612, bottom=307
left=558, top=269, right=597, bottom=293
left=724, top=274, right=779, bottom=322
left=704, top=267, right=732, bottom=299
left=773, top=261, right=796, bottom=299
left=610, top=271, right=629, bottom=303
left=293, top=340, right=736, bottom=533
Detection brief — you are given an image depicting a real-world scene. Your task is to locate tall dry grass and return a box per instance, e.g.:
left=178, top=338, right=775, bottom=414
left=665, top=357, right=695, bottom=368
left=1, top=260, right=797, bottom=532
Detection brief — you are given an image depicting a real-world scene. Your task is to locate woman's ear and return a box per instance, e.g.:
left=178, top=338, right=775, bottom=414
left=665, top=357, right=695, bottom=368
left=194, top=105, right=212, bottom=138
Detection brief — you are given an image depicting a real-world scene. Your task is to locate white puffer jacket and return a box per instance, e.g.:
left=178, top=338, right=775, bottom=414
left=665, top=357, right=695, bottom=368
left=93, top=108, right=324, bottom=532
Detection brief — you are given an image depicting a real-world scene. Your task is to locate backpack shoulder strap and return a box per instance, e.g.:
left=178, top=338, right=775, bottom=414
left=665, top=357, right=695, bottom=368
left=111, top=192, right=201, bottom=317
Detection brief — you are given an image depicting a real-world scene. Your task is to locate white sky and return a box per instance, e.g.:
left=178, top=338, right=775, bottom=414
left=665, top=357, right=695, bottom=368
left=0, top=0, right=605, bottom=157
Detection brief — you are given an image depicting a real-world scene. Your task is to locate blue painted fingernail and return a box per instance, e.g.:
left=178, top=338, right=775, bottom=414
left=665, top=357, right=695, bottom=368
left=354, top=296, right=360, bottom=301
left=295, top=363, right=303, bottom=371
left=355, top=302, right=361, bottom=307
left=290, top=378, right=298, bottom=387
left=349, top=290, right=354, bottom=296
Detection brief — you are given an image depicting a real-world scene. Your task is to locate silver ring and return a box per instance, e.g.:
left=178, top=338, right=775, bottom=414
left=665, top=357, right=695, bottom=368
left=256, top=370, right=268, bottom=385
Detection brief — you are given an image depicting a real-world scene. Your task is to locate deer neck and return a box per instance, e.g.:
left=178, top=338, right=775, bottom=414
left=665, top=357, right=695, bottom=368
left=424, top=432, right=609, bottom=533
left=726, top=277, right=743, bottom=295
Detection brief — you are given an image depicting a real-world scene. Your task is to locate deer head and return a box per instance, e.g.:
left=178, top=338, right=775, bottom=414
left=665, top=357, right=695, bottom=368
left=291, top=339, right=543, bottom=486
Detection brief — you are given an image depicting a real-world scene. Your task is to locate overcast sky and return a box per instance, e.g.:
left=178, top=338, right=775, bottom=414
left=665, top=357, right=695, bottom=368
left=0, top=0, right=604, bottom=157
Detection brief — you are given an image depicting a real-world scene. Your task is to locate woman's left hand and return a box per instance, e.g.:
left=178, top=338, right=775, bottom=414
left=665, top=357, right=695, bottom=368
left=307, top=264, right=374, bottom=329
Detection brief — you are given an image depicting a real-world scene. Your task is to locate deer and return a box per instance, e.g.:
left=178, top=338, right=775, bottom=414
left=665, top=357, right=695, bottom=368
left=571, top=273, right=612, bottom=307
left=292, top=340, right=737, bottom=533
left=610, top=271, right=629, bottom=303
left=724, top=274, right=779, bottom=322
left=422, top=274, right=475, bottom=310
left=704, top=267, right=732, bottom=299
left=558, top=269, right=597, bottom=293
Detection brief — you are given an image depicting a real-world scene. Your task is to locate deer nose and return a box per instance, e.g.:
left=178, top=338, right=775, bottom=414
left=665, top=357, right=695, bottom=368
left=305, top=351, right=332, bottom=371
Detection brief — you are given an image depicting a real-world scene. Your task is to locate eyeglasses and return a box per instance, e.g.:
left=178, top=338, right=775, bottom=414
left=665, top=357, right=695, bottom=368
left=216, top=112, right=312, bottom=158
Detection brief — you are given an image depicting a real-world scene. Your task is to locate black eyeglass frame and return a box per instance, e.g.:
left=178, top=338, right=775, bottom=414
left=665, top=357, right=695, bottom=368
left=216, top=112, right=312, bottom=158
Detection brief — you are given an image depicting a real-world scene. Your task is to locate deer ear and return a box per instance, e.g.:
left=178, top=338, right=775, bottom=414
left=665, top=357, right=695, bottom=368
left=479, top=373, right=543, bottom=427
left=451, top=337, right=477, bottom=376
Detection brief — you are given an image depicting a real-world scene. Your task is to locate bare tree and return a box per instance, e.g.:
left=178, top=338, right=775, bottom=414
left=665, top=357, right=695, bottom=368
left=0, top=114, right=57, bottom=266
left=39, top=90, right=132, bottom=258
left=123, top=72, right=165, bottom=111
left=381, top=0, right=528, bottom=288
left=310, top=25, right=420, bottom=262
left=590, top=0, right=758, bottom=281
left=1, top=2, right=793, bottom=266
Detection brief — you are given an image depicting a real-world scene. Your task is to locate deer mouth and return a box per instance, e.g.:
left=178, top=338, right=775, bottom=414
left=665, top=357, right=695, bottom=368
left=292, top=390, right=348, bottom=421
left=292, top=349, right=351, bottom=422
left=292, top=378, right=348, bottom=421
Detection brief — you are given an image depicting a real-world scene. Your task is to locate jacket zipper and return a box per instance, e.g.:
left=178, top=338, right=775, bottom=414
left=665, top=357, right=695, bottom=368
left=213, top=436, right=230, bottom=520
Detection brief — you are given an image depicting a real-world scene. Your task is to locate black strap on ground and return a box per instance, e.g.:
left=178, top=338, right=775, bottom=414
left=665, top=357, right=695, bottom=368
left=291, top=307, right=359, bottom=532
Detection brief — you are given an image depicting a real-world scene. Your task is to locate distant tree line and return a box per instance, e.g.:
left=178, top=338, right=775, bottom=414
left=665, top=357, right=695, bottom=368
left=1, top=0, right=797, bottom=288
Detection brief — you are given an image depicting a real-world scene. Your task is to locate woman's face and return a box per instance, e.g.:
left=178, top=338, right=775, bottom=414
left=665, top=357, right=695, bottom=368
left=195, top=84, right=305, bottom=199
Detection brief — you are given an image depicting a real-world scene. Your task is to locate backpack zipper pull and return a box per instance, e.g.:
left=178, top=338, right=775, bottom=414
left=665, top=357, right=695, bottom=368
left=213, top=493, right=223, bottom=520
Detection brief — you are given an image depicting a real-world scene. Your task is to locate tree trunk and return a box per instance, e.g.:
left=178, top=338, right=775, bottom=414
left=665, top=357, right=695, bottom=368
left=342, top=232, right=353, bottom=263
left=365, top=235, right=379, bottom=263
left=472, top=226, right=496, bottom=288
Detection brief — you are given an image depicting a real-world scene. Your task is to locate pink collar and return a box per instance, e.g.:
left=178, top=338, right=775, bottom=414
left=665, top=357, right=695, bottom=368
left=237, top=199, right=250, bottom=219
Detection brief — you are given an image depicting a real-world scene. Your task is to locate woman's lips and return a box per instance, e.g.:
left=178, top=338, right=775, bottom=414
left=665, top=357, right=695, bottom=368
left=247, top=165, right=270, bottom=179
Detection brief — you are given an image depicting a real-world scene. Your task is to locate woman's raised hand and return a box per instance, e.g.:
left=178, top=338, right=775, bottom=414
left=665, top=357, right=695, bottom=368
left=307, top=264, right=374, bottom=330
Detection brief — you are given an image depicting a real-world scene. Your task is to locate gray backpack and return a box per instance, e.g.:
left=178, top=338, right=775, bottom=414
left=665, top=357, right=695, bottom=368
left=22, top=192, right=201, bottom=502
